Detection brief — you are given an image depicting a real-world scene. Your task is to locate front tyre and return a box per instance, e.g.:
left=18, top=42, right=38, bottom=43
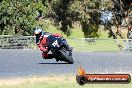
left=59, top=48, right=74, bottom=64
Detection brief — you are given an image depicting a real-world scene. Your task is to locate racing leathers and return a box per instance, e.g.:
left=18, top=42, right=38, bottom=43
left=36, top=33, right=62, bottom=59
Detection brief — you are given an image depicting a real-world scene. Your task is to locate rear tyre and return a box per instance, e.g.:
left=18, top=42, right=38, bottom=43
left=59, top=48, right=74, bottom=64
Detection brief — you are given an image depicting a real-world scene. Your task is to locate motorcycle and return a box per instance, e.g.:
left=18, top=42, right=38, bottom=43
left=47, top=35, right=74, bottom=64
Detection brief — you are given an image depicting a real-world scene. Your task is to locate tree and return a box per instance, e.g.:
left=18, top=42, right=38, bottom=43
left=102, top=0, right=132, bottom=49
left=44, top=0, right=101, bottom=37
left=0, top=0, right=47, bottom=35
left=0, top=0, right=131, bottom=39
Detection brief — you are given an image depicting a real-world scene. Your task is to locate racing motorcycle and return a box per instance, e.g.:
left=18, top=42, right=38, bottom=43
left=47, top=35, right=74, bottom=64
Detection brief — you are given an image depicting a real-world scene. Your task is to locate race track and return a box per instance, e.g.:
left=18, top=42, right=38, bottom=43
left=0, top=49, right=132, bottom=78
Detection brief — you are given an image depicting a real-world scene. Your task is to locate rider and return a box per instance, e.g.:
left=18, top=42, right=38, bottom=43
left=34, top=28, right=62, bottom=59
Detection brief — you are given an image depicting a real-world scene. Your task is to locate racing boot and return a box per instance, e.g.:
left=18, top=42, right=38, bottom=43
left=47, top=54, right=54, bottom=59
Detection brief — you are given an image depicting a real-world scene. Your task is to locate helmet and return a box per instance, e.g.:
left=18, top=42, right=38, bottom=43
left=34, top=28, right=43, bottom=44
left=34, top=28, right=44, bottom=40
left=34, top=28, right=43, bottom=35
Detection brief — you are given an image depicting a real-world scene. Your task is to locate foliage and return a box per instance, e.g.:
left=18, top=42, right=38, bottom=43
left=43, top=0, right=102, bottom=37
left=0, top=0, right=131, bottom=38
left=0, top=0, right=47, bottom=35
left=69, top=0, right=101, bottom=38
left=104, top=0, right=132, bottom=39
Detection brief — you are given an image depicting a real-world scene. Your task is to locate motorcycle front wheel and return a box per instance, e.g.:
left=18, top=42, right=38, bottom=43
left=59, top=47, right=74, bottom=64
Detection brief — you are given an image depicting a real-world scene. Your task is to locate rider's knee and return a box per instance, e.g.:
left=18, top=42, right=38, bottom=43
left=42, top=52, right=48, bottom=58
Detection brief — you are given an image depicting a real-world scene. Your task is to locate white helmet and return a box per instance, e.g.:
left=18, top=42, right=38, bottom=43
left=34, top=28, right=43, bottom=35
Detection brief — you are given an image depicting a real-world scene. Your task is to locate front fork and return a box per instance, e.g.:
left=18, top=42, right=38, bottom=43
left=62, top=45, right=73, bottom=56
left=65, top=43, right=73, bottom=56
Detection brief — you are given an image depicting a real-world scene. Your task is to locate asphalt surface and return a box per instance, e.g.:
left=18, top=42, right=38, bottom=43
left=0, top=49, right=132, bottom=78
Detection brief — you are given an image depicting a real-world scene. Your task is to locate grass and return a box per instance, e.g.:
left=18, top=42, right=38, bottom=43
left=32, top=38, right=125, bottom=52
left=45, top=25, right=128, bottom=39
left=0, top=75, right=132, bottom=88
left=44, top=25, right=128, bottom=52
left=1, top=24, right=127, bottom=52
left=46, top=25, right=85, bottom=38
left=33, top=25, right=125, bottom=52
left=67, top=39, right=123, bottom=52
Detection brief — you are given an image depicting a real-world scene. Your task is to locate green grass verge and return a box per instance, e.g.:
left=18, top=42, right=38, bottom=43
left=67, top=39, right=122, bottom=52
left=0, top=75, right=132, bottom=88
